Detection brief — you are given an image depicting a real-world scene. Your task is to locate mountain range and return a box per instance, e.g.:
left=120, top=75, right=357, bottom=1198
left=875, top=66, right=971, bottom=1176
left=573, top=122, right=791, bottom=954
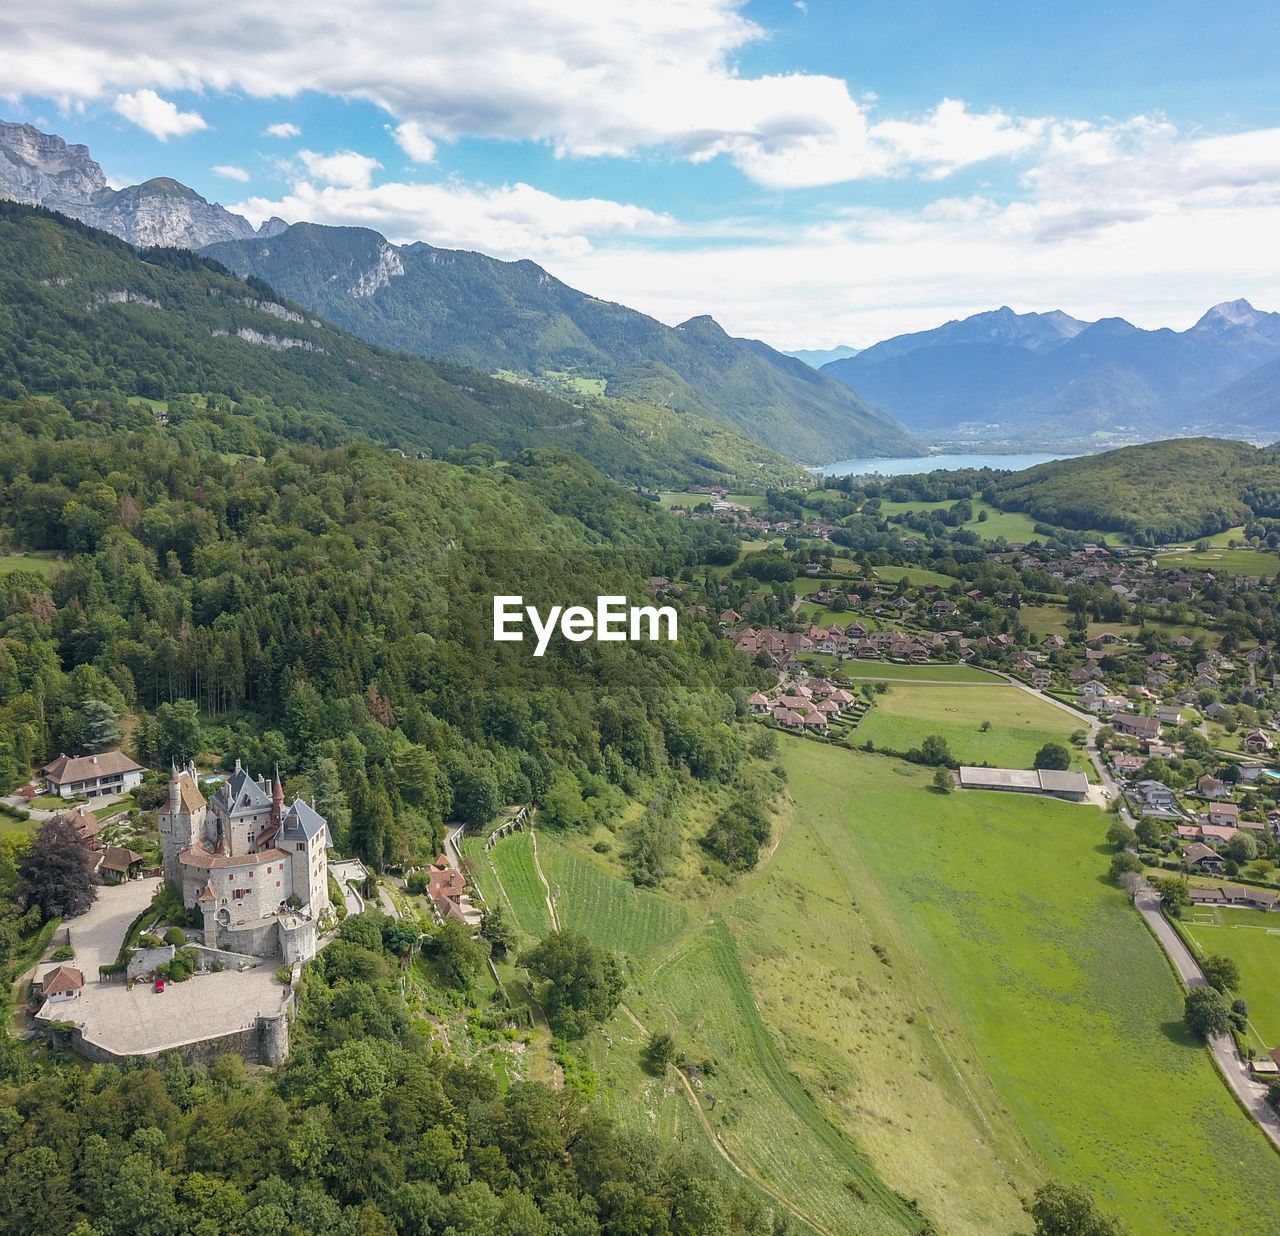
left=0, top=200, right=806, bottom=489
left=0, top=119, right=917, bottom=465
left=822, top=303, right=1280, bottom=448
left=201, top=224, right=918, bottom=463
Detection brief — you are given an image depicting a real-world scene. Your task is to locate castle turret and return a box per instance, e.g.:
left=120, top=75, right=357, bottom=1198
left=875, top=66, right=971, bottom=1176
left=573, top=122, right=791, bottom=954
left=271, top=766, right=284, bottom=827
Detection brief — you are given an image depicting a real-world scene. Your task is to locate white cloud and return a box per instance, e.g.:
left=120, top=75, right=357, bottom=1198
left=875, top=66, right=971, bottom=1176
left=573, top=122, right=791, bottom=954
left=211, top=163, right=250, bottom=181
left=6, top=1, right=1045, bottom=187
left=298, top=149, right=382, bottom=189
left=233, top=178, right=673, bottom=261
left=390, top=119, right=437, bottom=163
left=113, top=89, right=207, bottom=140
left=538, top=115, right=1280, bottom=346
left=263, top=121, right=301, bottom=138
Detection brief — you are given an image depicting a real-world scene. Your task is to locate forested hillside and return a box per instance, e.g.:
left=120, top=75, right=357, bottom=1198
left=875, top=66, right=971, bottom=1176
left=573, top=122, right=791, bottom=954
left=0, top=202, right=801, bottom=489
left=0, top=390, right=775, bottom=870
left=203, top=222, right=921, bottom=463
left=991, top=438, right=1280, bottom=543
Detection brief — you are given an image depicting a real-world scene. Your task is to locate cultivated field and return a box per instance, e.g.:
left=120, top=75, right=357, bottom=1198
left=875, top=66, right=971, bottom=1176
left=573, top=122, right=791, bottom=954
left=854, top=681, right=1089, bottom=769
left=780, top=739, right=1280, bottom=1235
left=1181, top=905, right=1280, bottom=1050
left=471, top=828, right=924, bottom=1236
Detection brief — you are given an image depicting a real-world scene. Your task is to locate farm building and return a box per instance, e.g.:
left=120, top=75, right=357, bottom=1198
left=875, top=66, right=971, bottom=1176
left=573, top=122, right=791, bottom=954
left=956, top=767, right=1089, bottom=801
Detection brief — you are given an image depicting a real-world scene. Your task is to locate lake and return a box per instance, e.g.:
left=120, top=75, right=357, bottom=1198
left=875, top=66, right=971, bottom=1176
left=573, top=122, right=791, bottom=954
left=814, top=452, right=1071, bottom=478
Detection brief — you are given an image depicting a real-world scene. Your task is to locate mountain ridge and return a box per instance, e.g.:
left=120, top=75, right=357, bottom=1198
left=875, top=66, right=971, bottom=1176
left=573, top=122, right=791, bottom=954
left=203, top=221, right=921, bottom=463
left=0, top=120, right=284, bottom=249
left=0, top=200, right=803, bottom=489
left=823, top=300, right=1280, bottom=447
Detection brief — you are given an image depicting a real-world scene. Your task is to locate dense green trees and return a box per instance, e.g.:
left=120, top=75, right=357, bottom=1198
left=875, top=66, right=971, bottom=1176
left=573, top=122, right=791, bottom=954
left=521, top=932, right=624, bottom=1037
left=1200, top=954, right=1241, bottom=995
left=0, top=914, right=780, bottom=1235
left=1034, top=742, right=1072, bottom=770
left=1184, top=986, right=1233, bottom=1039
left=0, top=389, right=769, bottom=871
left=1030, top=1180, right=1128, bottom=1235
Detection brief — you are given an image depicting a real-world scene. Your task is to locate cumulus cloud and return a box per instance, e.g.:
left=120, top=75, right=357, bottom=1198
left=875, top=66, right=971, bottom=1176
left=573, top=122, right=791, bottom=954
left=211, top=163, right=250, bottom=181
left=233, top=178, right=673, bottom=261
left=298, top=149, right=382, bottom=189
left=390, top=119, right=437, bottom=163
left=113, top=89, right=207, bottom=140
left=6, top=1, right=1044, bottom=187
left=263, top=121, right=301, bottom=138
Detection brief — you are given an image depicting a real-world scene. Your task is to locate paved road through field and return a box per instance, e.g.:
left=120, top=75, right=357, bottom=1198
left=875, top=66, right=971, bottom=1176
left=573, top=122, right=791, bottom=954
left=1133, top=889, right=1280, bottom=1150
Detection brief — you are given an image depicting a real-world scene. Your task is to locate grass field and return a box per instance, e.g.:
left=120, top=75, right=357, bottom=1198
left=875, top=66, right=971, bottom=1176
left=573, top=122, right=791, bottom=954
left=481, top=834, right=553, bottom=937
left=1155, top=545, right=1280, bottom=578
left=658, top=491, right=766, bottom=509
left=871, top=563, right=956, bottom=589
left=539, top=843, right=689, bottom=962
left=781, top=739, right=1280, bottom=1236
left=0, top=553, right=56, bottom=578
left=838, top=662, right=1002, bottom=683
left=855, top=681, right=1090, bottom=770
left=1180, top=905, right=1280, bottom=1050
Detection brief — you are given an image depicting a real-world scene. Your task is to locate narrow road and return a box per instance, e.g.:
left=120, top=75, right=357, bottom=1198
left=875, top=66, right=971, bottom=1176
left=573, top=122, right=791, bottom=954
left=1134, top=890, right=1280, bottom=1150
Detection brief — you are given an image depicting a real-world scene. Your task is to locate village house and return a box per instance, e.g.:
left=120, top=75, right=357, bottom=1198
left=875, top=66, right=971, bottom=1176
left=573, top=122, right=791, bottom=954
left=1132, top=780, right=1178, bottom=814
left=1183, top=842, right=1226, bottom=874
left=1197, top=774, right=1228, bottom=799
left=42, top=750, right=143, bottom=800
left=1242, top=728, right=1274, bottom=754
left=38, top=965, right=85, bottom=1004
left=1206, top=801, right=1241, bottom=828
left=1112, top=713, right=1161, bottom=741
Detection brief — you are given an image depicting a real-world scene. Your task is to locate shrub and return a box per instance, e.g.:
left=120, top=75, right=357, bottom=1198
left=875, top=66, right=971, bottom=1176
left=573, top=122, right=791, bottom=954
left=163, top=927, right=187, bottom=947
left=50, top=945, right=75, bottom=961
left=137, top=933, right=163, bottom=949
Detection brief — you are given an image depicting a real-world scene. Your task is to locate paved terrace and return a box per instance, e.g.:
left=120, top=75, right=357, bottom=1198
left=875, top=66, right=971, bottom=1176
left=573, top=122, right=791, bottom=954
left=41, top=966, right=287, bottom=1057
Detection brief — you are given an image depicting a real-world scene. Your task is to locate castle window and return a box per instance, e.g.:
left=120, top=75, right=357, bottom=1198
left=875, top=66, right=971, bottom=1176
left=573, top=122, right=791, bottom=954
left=233, top=888, right=248, bottom=901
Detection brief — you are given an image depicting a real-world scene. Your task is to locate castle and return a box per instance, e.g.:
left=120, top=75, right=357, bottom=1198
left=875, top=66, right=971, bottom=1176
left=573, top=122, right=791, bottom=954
left=157, top=762, right=331, bottom=963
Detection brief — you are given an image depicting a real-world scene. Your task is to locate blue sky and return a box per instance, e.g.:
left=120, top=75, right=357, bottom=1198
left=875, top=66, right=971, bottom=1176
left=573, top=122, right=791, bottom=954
left=4, top=1, right=1279, bottom=346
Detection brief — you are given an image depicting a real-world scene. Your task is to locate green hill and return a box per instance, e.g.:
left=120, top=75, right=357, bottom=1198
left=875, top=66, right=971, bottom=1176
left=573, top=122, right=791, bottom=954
left=203, top=222, right=921, bottom=464
left=991, top=437, right=1280, bottom=543
left=0, top=201, right=802, bottom=489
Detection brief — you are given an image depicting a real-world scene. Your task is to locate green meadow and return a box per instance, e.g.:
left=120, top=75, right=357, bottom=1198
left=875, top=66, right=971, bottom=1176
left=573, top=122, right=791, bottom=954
left=837, top=662, right=1001, bottom=683
left=1156, top=545, right=1280, bottom=578
left=854, top=681, right=1091, bottom=770
left=0, top=553, right=56, bottom=578
left=781, top=739, right=1280, bottom=1236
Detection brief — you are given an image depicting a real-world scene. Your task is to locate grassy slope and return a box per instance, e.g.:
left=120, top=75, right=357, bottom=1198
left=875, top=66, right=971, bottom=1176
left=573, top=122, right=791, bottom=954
left=468, top=830, right=923, bottom=1236
left=780, top=739, right=1280, bottom=1236
left=1180, top=905, right=1280, bottom=1051
left=1154, top=546, right=1280, bottom=578
left=856, top=682, right=1091, bottom=771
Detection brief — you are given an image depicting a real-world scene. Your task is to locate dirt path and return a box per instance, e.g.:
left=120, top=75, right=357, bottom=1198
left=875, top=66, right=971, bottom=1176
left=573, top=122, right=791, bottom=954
left=617, top=1001, right=833, bottom=1236
left=528, top=828, right=560, bottom=932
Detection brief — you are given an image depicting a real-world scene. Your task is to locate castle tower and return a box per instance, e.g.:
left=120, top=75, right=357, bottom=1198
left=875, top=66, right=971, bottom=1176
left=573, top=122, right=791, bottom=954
left=157, top=762, right=206, bottom=886
left=271, top=766, right=284, bottom=828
